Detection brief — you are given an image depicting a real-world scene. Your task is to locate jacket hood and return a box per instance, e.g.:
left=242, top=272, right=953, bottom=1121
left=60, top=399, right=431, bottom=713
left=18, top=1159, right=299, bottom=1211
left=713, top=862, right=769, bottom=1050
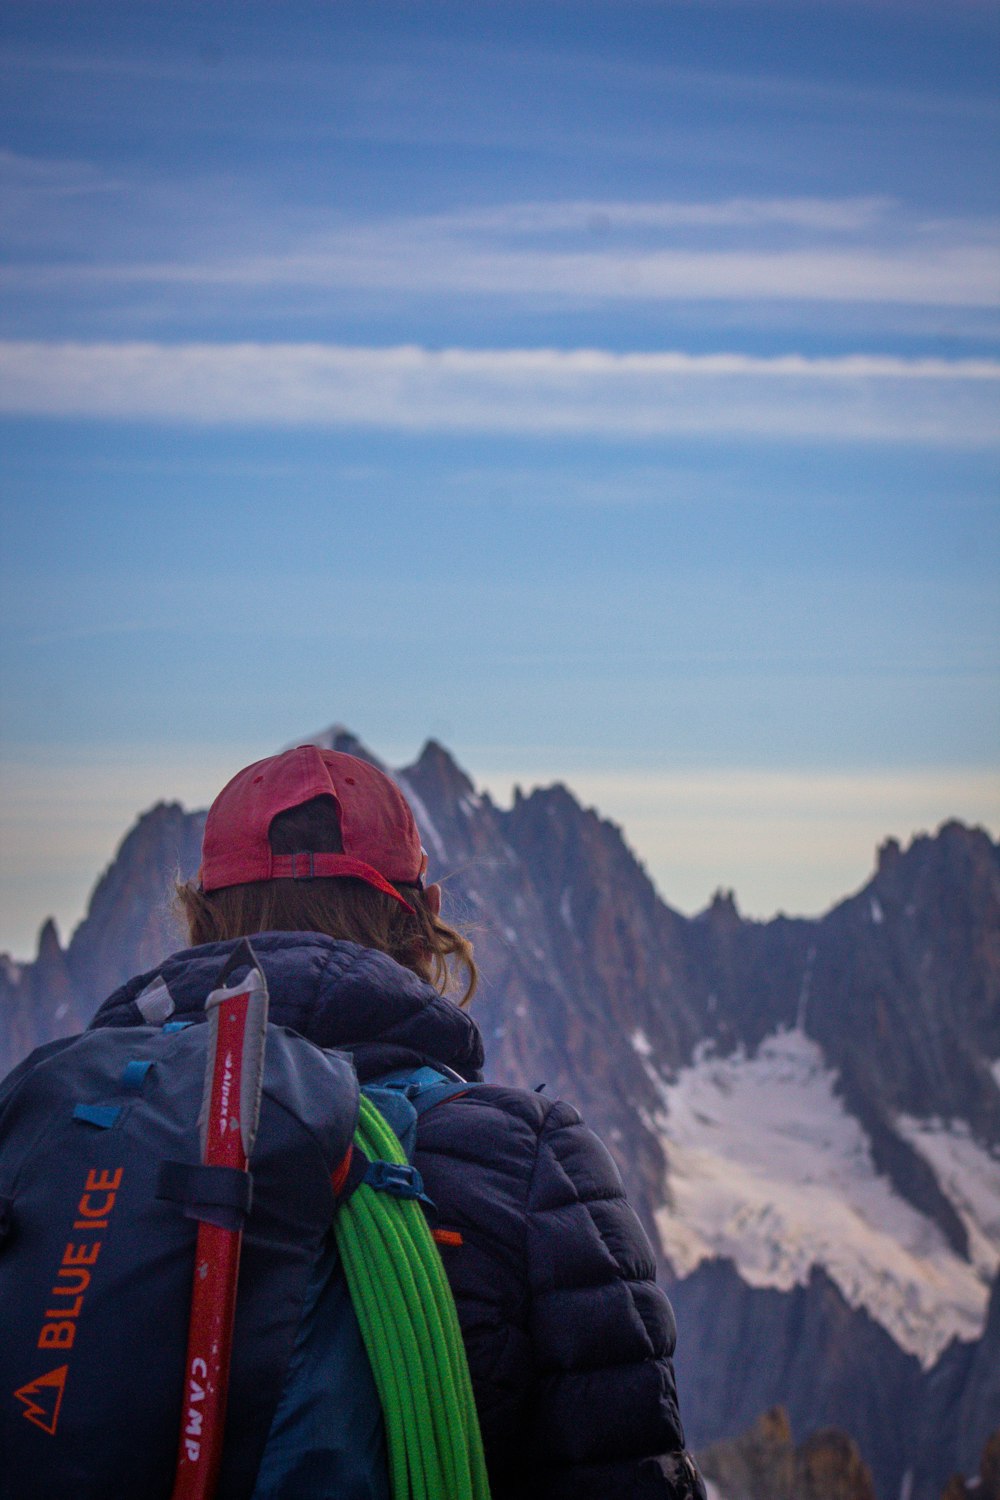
left=88, top=931, right=485, bottom=1083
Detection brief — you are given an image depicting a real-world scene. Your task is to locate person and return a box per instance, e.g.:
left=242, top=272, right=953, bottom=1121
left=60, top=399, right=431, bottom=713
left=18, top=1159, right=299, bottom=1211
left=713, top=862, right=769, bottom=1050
left=92, top=744, right=706, bottom=1500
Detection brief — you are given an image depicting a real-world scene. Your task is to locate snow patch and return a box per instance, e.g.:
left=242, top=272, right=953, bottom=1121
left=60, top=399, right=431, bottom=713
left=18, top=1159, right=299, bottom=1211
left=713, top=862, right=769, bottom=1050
left=631, top=1028, right=653, bottom=1059
left=650, top=1027, right=996, bottom=1366
left=896, top=1116, right=1000, bottom=1285
left=559, top=889, right=573, bottom=929
left=991, top=1058, right=1000, bottom=1094
left=870, top=895, right=884, bottom=924
left=395, top=774, right=447, bottom=863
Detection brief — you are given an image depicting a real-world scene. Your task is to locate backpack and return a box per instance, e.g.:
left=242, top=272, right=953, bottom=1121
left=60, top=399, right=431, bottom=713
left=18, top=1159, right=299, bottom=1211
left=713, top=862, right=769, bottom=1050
left=0, top=943, right=488, bottom=1500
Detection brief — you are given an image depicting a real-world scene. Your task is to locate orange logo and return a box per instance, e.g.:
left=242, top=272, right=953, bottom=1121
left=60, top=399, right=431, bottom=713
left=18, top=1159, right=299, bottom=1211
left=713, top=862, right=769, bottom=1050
left=14, top=1366, right=68, bottom=1435
left=14, top=1164, right=124, bottom=1435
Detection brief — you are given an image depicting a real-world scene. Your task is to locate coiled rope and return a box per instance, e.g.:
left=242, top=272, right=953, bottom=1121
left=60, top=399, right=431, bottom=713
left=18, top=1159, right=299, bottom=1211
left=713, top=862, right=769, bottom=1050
left=334, top=1095, right=491, bottom=1500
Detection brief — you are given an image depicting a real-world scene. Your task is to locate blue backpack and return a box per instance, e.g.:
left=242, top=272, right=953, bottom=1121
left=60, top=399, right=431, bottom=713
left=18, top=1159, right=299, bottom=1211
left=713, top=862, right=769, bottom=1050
left=0, top=998, right=474, bottom=1500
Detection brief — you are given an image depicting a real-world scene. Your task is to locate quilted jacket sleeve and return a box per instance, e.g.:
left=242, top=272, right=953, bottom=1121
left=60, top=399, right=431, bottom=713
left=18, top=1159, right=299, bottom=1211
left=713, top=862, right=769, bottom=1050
left=414, top=1084, right=705, bottom=1500
left=523, top=1098, right=705, bottom=1500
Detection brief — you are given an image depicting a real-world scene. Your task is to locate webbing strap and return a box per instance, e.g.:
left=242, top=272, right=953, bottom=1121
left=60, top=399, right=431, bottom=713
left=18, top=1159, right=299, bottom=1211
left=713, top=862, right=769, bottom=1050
left=156, top=1160, right=253, bottom=1230
left=374, top=1066, right=475, bottom=1118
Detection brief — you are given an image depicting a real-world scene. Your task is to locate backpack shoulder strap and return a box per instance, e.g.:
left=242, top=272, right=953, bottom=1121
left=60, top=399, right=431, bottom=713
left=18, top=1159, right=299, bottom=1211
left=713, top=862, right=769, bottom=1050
left=371, top=1064, right=478, bottom=1120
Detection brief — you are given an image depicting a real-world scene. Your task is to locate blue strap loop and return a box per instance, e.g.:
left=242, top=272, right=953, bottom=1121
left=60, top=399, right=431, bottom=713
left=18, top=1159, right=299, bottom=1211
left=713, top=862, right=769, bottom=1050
left=73, top=1103, right=122, bottom=1129
left=122, top=1059, right=154, bottom=1090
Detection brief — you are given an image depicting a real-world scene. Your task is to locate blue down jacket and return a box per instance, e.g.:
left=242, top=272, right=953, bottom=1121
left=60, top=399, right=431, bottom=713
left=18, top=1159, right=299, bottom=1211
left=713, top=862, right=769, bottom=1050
left=90, top=932, right=705, bottom=1500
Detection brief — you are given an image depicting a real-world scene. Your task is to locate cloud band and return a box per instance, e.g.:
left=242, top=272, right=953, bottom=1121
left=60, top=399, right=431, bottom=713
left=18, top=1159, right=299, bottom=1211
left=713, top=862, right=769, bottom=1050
left=0, top=340, right=997, bottom=444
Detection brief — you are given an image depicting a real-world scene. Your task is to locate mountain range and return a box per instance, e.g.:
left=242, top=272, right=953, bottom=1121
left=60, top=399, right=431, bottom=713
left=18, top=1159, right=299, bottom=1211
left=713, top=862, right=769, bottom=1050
left=2, top=727, right=998, bottom=1498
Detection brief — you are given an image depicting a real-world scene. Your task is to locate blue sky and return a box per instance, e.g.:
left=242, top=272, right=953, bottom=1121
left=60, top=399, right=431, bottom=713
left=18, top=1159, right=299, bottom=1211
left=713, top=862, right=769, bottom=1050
left=1, top=0, right=998, bottom=958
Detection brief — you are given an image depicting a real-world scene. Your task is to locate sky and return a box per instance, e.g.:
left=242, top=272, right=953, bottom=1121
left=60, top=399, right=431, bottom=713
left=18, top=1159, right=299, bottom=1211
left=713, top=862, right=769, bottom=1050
left=1, top=0, right=998, bottom=959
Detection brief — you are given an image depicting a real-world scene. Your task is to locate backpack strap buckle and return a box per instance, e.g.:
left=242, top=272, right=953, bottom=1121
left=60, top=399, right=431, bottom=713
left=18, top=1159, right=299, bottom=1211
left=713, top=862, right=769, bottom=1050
left=363, top=1158, right=434, bottom=1208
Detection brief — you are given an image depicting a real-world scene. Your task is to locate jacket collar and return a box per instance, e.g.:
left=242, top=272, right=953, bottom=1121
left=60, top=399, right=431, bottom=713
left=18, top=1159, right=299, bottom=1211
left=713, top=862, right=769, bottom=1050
left=88, top=931, right=485, bottom=1083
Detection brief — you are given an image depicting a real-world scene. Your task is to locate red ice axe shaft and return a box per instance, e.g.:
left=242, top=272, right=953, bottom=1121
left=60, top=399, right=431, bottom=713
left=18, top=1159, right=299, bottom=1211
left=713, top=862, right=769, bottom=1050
left=171, top=942, right=268, bottom=1500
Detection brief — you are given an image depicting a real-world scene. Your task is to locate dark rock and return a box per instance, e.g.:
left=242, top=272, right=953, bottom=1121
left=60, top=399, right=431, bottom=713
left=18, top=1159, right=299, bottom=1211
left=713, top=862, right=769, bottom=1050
left=672, top=1261, right=921, bottom=1499
left=795, top=1428, right=877, bottom=1500
left=698, top=1407, right=877, bottom=1500
left=699, top=1405, right=795, bottom=1499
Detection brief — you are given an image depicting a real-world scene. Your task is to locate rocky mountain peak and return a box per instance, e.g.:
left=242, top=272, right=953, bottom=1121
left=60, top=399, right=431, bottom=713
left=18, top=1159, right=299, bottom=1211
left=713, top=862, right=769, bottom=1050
left=36, top=916, right=63, bottom=964
left=865, top=821, right=1000, bottom=926
left=815, top=820, right=1000, bottom=1148
left=877, top=836, right=902, bottom=876
left=703, top=887, right=742, bottom=928
left=64, top=799, right=204, bottom=1007
left=404, top=738, right=477, bottom=805
left=296, top=724, right=386, bottom=768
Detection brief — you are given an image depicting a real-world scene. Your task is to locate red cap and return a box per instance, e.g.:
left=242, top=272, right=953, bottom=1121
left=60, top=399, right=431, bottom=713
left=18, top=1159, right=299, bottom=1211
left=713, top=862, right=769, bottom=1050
left=200, top=746, right=424, bottom=914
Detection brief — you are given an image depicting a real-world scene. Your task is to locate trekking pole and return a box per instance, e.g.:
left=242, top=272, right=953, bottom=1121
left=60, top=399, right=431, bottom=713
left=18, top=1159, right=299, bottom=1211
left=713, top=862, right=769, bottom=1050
left=170, top=941, right=268, bottom=1500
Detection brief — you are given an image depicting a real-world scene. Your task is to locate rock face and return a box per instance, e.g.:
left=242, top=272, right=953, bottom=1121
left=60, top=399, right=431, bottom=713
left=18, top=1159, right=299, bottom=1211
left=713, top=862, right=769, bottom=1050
left=698, top=1405, right=878, bottom=1500
left=941, top=1429, right=1000, bottom=1500
left=669, top=1261, right=926, bottom=1496
left=699, top=1405, right=797, bottom=1500
left=65, top=801, right=206, bottom=1009
left=1, top=728, right=998, bottom=1499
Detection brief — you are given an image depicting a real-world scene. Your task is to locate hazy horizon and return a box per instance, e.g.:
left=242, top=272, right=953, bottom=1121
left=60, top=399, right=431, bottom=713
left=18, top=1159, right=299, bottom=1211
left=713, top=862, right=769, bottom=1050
left=2, top=725, right=996, bottom=963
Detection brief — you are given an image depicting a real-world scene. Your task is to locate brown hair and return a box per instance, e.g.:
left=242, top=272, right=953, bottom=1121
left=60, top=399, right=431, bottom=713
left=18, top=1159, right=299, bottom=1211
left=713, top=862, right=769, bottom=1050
left=176, top=797, right=477, bottom=1006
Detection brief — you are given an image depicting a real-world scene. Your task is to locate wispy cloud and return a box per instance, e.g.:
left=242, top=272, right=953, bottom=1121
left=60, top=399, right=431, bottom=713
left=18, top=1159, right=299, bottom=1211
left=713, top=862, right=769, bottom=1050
left=0, top=148, right=121, bottom=196
left=9, top=243, right=995, bottom=308
left=5, top=193, right=995, bottom=312
left=5, top=33, right=995, bottom=129
left=0, top=340, right=997, bottom=445
left=425, top=196, right=898, bottom=236
left=25, top=620, right=154, bottom=647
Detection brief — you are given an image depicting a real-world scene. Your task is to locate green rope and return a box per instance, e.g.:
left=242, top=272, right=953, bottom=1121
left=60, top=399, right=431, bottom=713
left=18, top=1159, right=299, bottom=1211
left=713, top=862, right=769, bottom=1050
left=337, top=1216, right=413, bottom=1498
left=354, top=1114, right=467, bottom=1495
left=334, top=1095, right=491, bottom=1500
left=359, top=1106, right=486, bottom=1483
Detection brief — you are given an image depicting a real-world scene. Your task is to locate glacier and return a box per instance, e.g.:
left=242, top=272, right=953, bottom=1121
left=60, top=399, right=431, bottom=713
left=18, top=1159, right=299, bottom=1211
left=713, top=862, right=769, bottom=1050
left=646, top=1027, right=1000, bottom=1366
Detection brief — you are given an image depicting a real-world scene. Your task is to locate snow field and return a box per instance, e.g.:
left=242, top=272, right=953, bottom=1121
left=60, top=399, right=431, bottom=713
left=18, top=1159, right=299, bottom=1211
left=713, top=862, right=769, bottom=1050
left=639, top=1027, right=1000, bottom=1366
